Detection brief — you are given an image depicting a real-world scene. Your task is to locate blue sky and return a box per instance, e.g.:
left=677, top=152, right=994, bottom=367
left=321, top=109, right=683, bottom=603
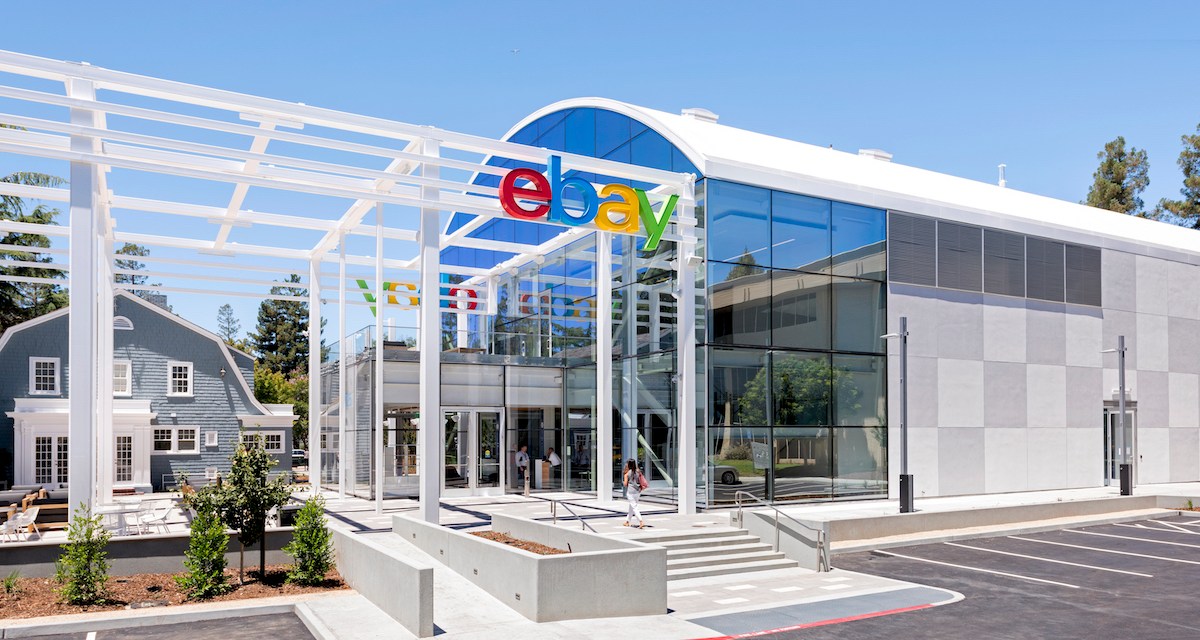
left=2, top=1, right=1198, bottom=338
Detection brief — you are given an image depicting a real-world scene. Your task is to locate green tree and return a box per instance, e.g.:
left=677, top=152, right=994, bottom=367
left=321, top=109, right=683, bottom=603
left=53, top=503, right=111, bottom=605
left=290, top=374, right=310, bottom=450
left=1156, top=123, right=1200, bottom=229
left=221, top=432, right=292, bottom=582
left=113, top=242, right=170, bottom=309
left=251, top=274, right=325, bottom=376
left=175, top=497, right=230, bottom=599
left=726, top=250, right=764, bottom=280
left=1084, top=136, right=1152, bottom=217
left=252, top=363, right=308, bottom=450
left=0, top=144, right=68, bottom=334
left=284, top=495, right=335, bottom=585
left=217, top=303, right=241, bottom=345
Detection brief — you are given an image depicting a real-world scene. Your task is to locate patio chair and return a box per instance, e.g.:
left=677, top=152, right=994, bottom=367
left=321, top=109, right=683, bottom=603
left=4, top=506, right=40, bottom=541
left=1, top=505, right=19, bottom=542
left=135, top=501, right=174, bottom=534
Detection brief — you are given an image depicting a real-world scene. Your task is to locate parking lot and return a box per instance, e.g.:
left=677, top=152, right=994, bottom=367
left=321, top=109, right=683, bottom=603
left=765, top=515, right=1200, bottom=639
left=30, top=614, right=314, bottom=640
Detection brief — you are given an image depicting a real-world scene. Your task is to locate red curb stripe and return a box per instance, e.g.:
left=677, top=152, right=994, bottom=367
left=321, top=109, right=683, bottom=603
left=692, top=603, right=934, bottom=639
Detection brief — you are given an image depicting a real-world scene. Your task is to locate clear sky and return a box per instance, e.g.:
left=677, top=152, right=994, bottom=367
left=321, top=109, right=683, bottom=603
left=2, top=1, right=1198, bottom=338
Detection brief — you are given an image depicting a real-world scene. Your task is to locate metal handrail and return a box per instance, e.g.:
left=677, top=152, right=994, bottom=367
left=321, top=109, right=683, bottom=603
left=734, top=490, right=830, bottom=572
left=549, top=499, right=597, bottom=533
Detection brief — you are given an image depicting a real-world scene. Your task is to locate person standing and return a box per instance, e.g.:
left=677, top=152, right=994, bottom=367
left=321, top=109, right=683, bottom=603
left=546, top=447, right=562, bottom=488
left=623, top=458, right=645, bottom=529
left=515, top=444, right=530, bottom=487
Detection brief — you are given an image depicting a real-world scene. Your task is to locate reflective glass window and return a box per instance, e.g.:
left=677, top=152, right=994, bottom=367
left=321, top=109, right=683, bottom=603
left=772, top=427, right=832, bottom=501
left=596, top=109, right=630, bottom=156
left=630, top=130, right=672, bottom=172
left=771, top=351, right=831, bottom=426
left=771, top=271, right=831, bottom=350
left=772, top=192, right=831, bottom=272
left=708, top=181, right=771, bottom=265
left=831, top=202, right=886, bottom=281
left=709, top=348, right=768, bottom=427
left=833, top=426, right=887, bottom=498
left=709, top=261, right=770, bottom=346
left=832, top=355, right=887, bottom=426
left=709, top=426, right=769, bottom=503
left=832, top=278, right=885, bottom=353
left=564, top=109, right=595, bottom=156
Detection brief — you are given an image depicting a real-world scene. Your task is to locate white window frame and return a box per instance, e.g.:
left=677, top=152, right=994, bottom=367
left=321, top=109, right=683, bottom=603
left=113, top=359, right=133, bottom=397
left=242, top=430, right=286, bottom=453
left=204, top=431, right=219, bottom=448
left=167, top=360, right=193, bottom=397
left=151, top=427, right=201, bottom=454
left=29, top=357, right=61, bottom=396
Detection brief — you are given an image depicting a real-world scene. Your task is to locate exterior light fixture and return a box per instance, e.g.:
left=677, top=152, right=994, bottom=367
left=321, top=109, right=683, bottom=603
left=219, top=367, right=227, bottom=378
left=1102, top=336, right=1131, bottom=495
left=881, top=317, right=913, bottom=514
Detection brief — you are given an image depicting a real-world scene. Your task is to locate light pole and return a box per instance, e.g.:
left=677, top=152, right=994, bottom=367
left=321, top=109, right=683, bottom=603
left=1102, top=335, right=1131, bottom=495
left=882, top=316, right=913, bottom=513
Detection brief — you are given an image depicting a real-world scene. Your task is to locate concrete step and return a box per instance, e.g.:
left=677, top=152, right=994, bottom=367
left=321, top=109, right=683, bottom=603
left=666, top=542, right=775, bottom=559
left=667, top=550, right=787, bottom=570
left=667, top=557, right=799, bottom=581
left=630, top=528, right=746, bottom=545
left=644, top=533, right=762, bottom=551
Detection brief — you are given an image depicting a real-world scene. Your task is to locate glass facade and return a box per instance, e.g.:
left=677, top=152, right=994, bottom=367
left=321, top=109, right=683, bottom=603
left=704, top=180, right=887, bottom=505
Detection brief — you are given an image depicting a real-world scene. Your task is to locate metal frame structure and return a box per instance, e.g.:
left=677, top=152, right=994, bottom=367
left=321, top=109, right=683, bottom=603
left=0, top=50, right=697, bottom=521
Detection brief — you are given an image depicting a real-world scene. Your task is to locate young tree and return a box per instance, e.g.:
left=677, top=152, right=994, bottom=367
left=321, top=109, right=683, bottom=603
left=175, top=498, right=230, bottom=599
left=54, top=503, right=111, bottom=605
left=1084, top=137, right=1152, bottom=217
left=1156, top=123, right=1200, bottom=229
left=217, top=303, right=241, bottom=345
left=284, top=495, right=335, bottom=585
left=221, top=432, right=292, bottom=582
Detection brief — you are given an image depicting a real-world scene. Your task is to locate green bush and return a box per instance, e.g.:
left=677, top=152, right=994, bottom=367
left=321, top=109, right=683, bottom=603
left=54, top=503, right=110, bottom=605
left=175, top=501, right=230, bottom=599
left=3, top=569, right=20, bottom=594
left=721, top=443, right=753, bottom=461
left=284, top=496, right=335, bottom=585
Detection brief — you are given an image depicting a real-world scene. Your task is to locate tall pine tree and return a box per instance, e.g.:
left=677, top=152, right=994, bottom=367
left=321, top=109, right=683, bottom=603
left=1085, top=136, right=1152, bottom=217
left=1156, top=123, right=1200, bottom=229
left=0, top=140, right=68, bottom=334
left=250, top=274, right=310, bottom=376
left=217, top=303, right=241, bottom=346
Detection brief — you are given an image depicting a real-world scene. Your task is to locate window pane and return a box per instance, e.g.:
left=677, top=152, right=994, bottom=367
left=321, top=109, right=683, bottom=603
left=154, top=429, right=172, bottom=451
left=771, top=271, right=831, bottom=350
left=709, top=261, right=770, bottom=346
left=709, top=348, right=768, bottom=427
left=564, top=108, right=595, bottom=156
left=56, top=437, right=68, bottom=484
left=177, top=428, right=197, bottom=451
left=171, top=364, right=190, bottom=394
left=595, top=109, right=630, bottom=157
left=833, top=426, right=887, bottom=498
left=771, top=352, right=831, bottom=427
left=35, top=436, right=51, bottom=483
left=772, top=427, right=831, bottom=501
left=771, top=192, right=830, bottom=272
left=709, top=426, right=768, bottom=504
left=708, top=181, right=771, bottom=265
left=113, top=362, right=131, bottom=395
left=630, top=130, right=672, bottom=172
left=831, top=202, right=886, bottom=281
left=833, top=355, right=887, bottom=427
left=832, top=278, right=886, bottom=353
left=115, top=436, right=132, bottom=483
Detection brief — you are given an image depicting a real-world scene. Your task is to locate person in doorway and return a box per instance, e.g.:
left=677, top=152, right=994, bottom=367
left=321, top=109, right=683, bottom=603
left=622, top=458, right=645, bottom=529
left=546, top=447, right=562, bottom=488
left=515, top=444, right=529, bottom=486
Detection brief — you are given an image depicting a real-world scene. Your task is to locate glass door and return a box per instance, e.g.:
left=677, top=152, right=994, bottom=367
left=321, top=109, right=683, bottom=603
left=1103, top=409, right=1136, bottom=485
left=443, top=408, right=505, bottom=495
left=477, top=412, right=501, bottom=489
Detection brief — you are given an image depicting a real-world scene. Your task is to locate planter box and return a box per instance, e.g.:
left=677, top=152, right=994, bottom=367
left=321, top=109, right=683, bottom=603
left=392, top=513, right=666, bottom=622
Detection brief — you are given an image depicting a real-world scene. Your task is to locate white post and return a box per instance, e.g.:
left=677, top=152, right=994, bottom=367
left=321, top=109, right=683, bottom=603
left=67, top=77, right=99, bottom=515
left=337, top=234, right=347, bottom=499
left=374, top=203, right=385, bottom=514
left=97, top=229, right=114, bottom=503
left=417, top=136, right=442, bottom=523
left=676, top=178, right=697, bottom=515
left=308, top=258, right=322, bottom=496
left=595, top=232, right=613, bottom=503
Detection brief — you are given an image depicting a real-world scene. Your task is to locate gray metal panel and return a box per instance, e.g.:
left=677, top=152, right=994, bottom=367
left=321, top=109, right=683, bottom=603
left=887, top=212, right=936, bottom=286
left=1065, top=244, right=1102, bottom=306
left=1026, top=237, right=1065, bottom=302
left=937, top=221, right=983, bottom=292
left=984, top=229, right=1026, bottom=297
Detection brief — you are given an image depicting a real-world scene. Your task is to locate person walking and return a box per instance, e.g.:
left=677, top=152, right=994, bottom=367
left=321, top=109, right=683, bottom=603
left=515, top=444, right=530, bottom=488
left=623, top=458, right=646, bottom=529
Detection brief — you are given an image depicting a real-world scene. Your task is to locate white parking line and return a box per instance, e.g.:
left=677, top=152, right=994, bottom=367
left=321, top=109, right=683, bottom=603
left=1067, top=529, right=1200, bottom=549
left=1009, top=535, right=1200, bottom=566
left=873, top=550, right=1080, bottom=589
left=944, top=541, right=1153, bottom=577
left=86, top=634, right=96, bottom=640
left=1150, top=521, right=1200, bottom=535
left=1117, top=522, right=1200, bottom=536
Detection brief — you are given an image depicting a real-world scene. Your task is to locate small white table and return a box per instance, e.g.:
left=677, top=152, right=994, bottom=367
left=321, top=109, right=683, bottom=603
left=94, top=504, right=142, bottom=536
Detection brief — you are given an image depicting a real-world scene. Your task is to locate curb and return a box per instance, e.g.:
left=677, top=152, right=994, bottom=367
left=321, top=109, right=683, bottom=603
left=0, top=593, right=334, bottom=639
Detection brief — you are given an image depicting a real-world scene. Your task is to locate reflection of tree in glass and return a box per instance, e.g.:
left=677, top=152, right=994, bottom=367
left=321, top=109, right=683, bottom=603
left=736, top=358, right=860, bottom=426
left=725, top=249, right=764, bottom=280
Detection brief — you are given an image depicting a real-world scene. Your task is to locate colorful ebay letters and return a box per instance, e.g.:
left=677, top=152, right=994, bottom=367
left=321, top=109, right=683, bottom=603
left=498, top=155, right=678, bottom=251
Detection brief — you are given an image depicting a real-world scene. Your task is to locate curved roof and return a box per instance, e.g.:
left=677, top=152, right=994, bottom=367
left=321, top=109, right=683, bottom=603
left=514, top=98, right=1199, bottom=261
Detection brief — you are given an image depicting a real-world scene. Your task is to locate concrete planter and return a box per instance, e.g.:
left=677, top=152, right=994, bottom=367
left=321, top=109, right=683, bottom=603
left=392, top=513, right=666, bottom=622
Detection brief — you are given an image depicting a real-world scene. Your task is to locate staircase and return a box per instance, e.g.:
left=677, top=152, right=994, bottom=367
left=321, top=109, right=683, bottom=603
left=631, top=528, right=799, bottom=580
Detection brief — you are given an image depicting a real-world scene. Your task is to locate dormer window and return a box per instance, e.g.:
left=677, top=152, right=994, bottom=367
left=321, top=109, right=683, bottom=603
left=29, top=357, right=60, bottom=395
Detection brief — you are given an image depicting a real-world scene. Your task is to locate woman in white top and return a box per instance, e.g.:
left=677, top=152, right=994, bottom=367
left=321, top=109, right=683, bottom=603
left=622, top=458, right=645, bottom=529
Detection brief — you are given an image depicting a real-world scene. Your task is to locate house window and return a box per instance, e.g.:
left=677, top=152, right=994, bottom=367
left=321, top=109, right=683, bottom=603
left=242, top=431, right=285, bottom=453
left=34, top=436, right=68, bottom=485
left=168, top=361, right=193, bottom=397
left=113, top=360, right=132, bottom=397
left=30, top=357, right=60, bottom=395
left=115, top=436, right=132, bottom=483
left=56, top=437, right=68, bottom=484
left=264, top=433, right=283, bottom=452
left=152, top=428, right=200, bottom=454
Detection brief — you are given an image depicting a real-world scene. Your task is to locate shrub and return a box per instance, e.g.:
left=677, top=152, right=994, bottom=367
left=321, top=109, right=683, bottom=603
left=721, top=443, right=753, bottom=461
left=3, top=569, right=20, bottom=594
left=54, top=503, right=110, bottom=605
left=284, top=495, right=335, bottom=585
left=175, top=501, right=230, bottom=599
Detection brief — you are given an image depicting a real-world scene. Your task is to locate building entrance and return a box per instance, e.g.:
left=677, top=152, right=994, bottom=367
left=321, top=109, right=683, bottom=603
left=443, top=408, right=504, bottom=496
left=1103, top=407, right=1136, bottom=486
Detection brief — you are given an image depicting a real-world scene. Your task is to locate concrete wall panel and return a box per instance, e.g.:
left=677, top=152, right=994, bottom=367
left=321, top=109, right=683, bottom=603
left=938, top=359, right=984, bottom=427
left=1027, top=365, right=1067, bottom=428
left=984, top=428, right=1027, bottom=493
left=1026, top=428, right=1067, bottom=490
left=938, top=428, right=985, bottom=495
left=983, top=362, right=1027, bottom=428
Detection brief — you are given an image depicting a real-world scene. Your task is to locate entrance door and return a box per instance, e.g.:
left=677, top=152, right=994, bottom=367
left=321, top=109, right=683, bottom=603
left=442, top=409, right=504, bottom=496
left=1103, top=408, right=1136, bottom=486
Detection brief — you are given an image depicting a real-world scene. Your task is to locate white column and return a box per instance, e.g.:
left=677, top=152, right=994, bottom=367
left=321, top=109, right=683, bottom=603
left=417, top=137, right=442, bottom=523
left=97, top=230, right=114, bottom=502
left=675, top=179, right=698, bottom=515
left=595, top=232, right=613, bottom=503
left=374, top=203, right=385, bottom=514
left=67, top=77, right=99, bottom=515
left=338, top=234, right=348, bottom=499
left=308, top=258, right=322, bottom=496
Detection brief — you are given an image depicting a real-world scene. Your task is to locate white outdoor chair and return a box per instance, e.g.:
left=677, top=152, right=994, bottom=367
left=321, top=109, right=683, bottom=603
left=135, top=501, right=174, bottom=534
left=1, top=511, right=20, bottom=542
left=5, top=507, right=40, bottom=541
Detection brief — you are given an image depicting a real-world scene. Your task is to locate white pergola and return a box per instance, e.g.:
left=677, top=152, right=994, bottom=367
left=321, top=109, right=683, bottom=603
left=0, top=49, right=699, bottom=521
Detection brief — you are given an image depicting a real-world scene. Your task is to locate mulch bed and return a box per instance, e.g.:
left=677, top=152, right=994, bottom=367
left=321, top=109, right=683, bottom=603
left=470, top=531, right=568, bottom=555
left=0, top=565, right=347, bottom=620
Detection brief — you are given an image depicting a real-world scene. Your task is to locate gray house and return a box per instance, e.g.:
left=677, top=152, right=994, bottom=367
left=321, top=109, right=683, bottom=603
left=0, top=291, right=295, bottom=492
